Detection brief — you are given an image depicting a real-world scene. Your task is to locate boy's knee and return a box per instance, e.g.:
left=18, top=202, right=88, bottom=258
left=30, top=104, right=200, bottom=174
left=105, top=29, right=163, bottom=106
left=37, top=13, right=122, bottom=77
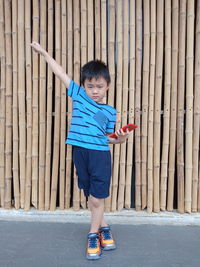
left=89, top=195, right=102, bottom=209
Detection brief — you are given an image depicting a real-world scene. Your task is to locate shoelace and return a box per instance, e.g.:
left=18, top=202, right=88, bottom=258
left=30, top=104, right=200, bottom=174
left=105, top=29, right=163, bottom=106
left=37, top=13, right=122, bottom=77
left=88, top=237, right=98, bottom=249
left=102, top=230, right=112, bottom=240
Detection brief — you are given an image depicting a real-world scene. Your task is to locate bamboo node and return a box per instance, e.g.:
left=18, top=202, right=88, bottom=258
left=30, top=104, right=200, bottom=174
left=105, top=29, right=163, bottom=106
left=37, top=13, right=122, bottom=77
left=4, top=152, right=12, bottom=155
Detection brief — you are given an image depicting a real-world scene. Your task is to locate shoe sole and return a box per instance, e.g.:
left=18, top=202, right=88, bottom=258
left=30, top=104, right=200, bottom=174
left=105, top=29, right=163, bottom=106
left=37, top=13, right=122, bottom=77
left=86, top=254, right=102, bottom=260
left=102, top=244, right=117, bottom=251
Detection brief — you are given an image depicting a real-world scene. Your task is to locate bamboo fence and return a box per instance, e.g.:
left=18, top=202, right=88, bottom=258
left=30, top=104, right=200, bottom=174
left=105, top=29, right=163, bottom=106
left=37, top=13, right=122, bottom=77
left=0, top=0, right=199, bottom=214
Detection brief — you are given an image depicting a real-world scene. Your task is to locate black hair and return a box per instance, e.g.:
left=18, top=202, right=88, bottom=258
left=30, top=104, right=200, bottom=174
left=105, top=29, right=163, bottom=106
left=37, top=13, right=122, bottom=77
left=80, top=60, right=111, bottom=85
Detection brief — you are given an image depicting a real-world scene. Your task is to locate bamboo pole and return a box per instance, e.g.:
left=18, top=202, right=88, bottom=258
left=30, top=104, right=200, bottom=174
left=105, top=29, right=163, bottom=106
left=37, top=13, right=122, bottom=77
left=141, top=0, right=150, bottom=210
left=111, top=0, right=122, bottom=211
left=147, top=0, right=156, bottom=214
left=125, top=0, right=135, bottom=209
left=80, top=0, right=87, bottom=210
left=177, top=0, right=186, bottom=214
left=59, top=0, right=67, bottom=210
left=118, top=0, right=129, bottom=211
left=134, top=0, right=142, bottom=211
left=87, top=0, right=94, bottom=61
left=4, top=0, right=13, bottom=209
left=24, top=0, right=32, bottom=210
left=65, top=0, right=73, bottom=209
left=0, top=0, right=6, bottom=207
left=185, top=0, right=194, bottom=213
left=32, top=0, right=40, bottom=209
left=106, top=0, right=115, bottom=212
left=12, top=0, right=20, bottom=209
left=101, top=0, right=107, bottom=64
left=95, top=0, right=101, bottom=59
left=45, top=0, right=54, bottom=210
left=18, top=0, right=26, bottom=209
left=167, top=0, right=179, bottom=211
left=38, top=0, right=47, bottom=210
left=153, top=0, right=164, bottom=212
left=73, top=0, right=81, bottom=211
left=192, top=0, right=200, bottom=212
left=107, top=0, right=115, bottom=108
left=160, top=0, right=171, bottom=211
left=50, top=0, right=61, bottom=211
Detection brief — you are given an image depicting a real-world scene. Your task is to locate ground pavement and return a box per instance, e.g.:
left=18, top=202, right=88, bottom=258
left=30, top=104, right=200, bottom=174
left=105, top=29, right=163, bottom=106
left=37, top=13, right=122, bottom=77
left=0, top=209, right=199, bottom=267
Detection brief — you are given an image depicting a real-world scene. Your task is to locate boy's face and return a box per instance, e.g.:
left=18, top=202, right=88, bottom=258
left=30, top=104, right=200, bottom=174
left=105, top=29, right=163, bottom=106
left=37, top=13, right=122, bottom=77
left=83, top=77, right=109, bottom=104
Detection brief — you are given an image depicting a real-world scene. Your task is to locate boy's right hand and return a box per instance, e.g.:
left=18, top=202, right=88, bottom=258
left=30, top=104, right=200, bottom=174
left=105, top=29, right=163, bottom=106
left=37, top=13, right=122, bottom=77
left=30, top=41, right=45, bottom=55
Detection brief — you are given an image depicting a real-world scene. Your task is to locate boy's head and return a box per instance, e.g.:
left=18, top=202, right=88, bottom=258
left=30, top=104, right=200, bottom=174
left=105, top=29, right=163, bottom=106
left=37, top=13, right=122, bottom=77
left=81, top=60, right=111, bottom=86
left=81, top=60, right=111, bottom=104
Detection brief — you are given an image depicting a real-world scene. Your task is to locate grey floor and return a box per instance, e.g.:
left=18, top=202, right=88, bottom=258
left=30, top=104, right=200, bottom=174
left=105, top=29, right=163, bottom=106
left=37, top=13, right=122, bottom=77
left=0, top=221, right=199, bottom=267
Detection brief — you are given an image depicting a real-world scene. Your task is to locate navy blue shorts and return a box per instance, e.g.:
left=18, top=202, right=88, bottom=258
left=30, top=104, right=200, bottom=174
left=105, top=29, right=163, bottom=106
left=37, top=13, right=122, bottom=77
left=72, top=146, right=112, bottom=199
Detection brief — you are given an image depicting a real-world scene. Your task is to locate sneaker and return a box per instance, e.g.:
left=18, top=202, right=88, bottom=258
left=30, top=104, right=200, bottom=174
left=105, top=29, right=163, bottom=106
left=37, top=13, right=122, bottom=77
left=99, top=226, right=116, bottom=251
left=86, top=233, right=102, bottom=260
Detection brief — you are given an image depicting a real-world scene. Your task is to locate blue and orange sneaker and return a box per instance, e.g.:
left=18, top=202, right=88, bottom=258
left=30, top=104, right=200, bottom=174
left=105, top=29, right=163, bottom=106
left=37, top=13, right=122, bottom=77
left=86, top=233, right=102, bottom=260
left=99, top=226, right=116, bottom=251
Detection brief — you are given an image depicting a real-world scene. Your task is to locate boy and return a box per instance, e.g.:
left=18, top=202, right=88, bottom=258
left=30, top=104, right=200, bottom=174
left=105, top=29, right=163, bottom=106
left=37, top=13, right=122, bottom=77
left=31, top=41, right=130, bottom=260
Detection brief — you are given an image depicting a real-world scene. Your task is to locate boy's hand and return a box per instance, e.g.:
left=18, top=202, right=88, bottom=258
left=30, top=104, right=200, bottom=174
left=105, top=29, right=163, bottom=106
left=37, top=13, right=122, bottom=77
left=30, top=41, right=45, bottom=55
left=115, top=128, right=130, bottom=143
left=108, top=129, right=130, bottom=144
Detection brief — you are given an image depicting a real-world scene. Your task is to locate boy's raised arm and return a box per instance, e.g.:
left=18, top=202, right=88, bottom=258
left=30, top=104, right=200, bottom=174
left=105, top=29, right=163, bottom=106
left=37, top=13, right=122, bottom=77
left=30, top=41, right=71, bottom=89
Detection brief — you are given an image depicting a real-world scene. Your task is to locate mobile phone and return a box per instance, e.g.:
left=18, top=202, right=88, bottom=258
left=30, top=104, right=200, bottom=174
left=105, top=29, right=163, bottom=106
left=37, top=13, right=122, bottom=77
left=109, top=123, right=138, bottom=139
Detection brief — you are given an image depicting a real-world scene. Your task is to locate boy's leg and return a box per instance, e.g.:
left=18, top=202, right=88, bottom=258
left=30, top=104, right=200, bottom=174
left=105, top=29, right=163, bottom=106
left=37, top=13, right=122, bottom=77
left=101, top=215, right=108, bottom=227
left=88, top=195, right=105, bottom=233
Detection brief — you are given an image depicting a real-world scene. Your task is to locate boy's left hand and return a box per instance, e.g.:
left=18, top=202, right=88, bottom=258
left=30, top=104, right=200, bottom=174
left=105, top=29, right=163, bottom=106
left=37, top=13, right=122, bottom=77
left=115, top=128, right=130, bottom=142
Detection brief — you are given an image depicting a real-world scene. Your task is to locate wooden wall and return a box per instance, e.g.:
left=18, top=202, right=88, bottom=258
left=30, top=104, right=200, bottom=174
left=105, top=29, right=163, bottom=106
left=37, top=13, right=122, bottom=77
left=0, top=0, right=199, bottom=213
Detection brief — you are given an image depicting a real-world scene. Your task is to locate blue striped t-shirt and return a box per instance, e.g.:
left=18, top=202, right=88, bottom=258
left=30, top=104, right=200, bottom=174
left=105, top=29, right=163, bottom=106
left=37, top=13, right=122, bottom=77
left=66, top=80, right=116, bottom=151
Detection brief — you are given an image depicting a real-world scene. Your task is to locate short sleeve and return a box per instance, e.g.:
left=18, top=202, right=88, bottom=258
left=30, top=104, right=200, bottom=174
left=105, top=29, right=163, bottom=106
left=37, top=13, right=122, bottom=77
left=67, top=80, right=82, bottom=100
left=106, top=111, right=116, bottom=133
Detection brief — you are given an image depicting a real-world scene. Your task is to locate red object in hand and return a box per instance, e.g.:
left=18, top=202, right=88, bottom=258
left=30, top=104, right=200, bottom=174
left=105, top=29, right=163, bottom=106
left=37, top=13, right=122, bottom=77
left=109, top=124, right=138, bottom=139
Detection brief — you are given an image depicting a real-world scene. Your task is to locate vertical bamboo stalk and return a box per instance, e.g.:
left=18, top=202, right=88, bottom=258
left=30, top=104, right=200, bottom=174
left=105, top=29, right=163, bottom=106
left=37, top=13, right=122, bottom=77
left=141, top=0, right=150, bottom=210
left=38, top=0, right=47, bottom=210
left=65, top=0, right=73, bottom=209
left=45, top=0, right=54, bottom=210
left=167, top=0, right=179, bottom=211
left=87, top=0, right=94, bottom=61
left=73, top=0, right=81, bottom=211
left=134, top=0, right=142, bottom=211
left=185, top=0, right=194, bottom=213
left=107, top=0, right=115, bottom=108
left=167, top=0, right=179, bottom=214
left=59, top=0, right=67, bottom=210
left=106, top=0, right=115, bottom=212
left=111, top=0, right=122, bottom=211
left=118, top=0, right=129, bottom=211
left=0, top=0, right=6, bottom=207
left=50, top=0, right=61, bottom=211
left=12, top=0, right=20, bottom=209
left=147, top=0, right=156, bottom=213
left=125, top=0, right=135, bottom=209
left=95, top=0, right=101, bottom=59
left=80, top=0, right=87, bottom=209
left=101, top=0, right=107, bottom=63
left=192, top=0, right=200, bottom=212
left=160, top=0, right=171, bottom=211
left=24, top=0, right=32, bottom=210
left=32, top=0, right=40, bottom=209
left=18, top=0, right=26, bottom=209
left=153, top=0, right=164, bottom=212
left=177, top=0, right=186, bottom=214
left=4, top=0, right=13, bottom=209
